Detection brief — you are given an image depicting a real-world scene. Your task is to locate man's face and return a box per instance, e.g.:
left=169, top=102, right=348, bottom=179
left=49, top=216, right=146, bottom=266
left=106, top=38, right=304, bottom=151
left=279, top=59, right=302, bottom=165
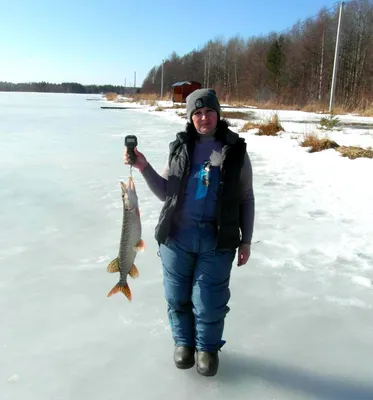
left=192, top=107, right=218, bottom=134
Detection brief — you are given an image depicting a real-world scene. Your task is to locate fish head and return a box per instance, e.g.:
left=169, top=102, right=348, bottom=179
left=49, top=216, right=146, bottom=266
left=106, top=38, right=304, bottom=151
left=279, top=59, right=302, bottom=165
left=120, top=177, right=139, bottom=212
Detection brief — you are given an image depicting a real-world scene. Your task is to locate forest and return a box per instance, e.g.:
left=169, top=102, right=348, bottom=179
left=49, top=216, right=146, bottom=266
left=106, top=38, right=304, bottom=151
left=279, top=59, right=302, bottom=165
left=142, top=0, right=373, bottom=110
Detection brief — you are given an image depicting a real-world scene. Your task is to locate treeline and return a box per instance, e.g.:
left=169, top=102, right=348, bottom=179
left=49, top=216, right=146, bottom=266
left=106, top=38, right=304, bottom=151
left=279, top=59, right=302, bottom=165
left=0, top=81, right=140, bottom=95
left=142, top=0, right=373, bottom=109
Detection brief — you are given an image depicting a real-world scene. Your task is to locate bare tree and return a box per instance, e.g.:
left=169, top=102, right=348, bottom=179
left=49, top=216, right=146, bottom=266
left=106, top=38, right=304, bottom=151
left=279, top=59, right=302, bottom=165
left=141, top=0, right=373, bottom=110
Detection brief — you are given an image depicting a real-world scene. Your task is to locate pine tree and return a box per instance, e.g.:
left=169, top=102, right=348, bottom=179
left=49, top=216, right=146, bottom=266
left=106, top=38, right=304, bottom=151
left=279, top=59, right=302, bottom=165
left=266, top=35, right=285, bottom=98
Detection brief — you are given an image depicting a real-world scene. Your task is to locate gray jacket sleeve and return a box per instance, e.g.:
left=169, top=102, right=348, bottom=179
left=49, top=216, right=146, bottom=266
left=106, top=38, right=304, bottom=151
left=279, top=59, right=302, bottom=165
left=140, top=157, right=169, bottom=201
left=239, top=152, right=255, bottom=245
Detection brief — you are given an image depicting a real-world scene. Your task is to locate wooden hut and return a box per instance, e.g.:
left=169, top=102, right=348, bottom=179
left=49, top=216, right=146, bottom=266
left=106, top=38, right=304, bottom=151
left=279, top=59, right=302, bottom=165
left=171, top=81, right=201, bottom=103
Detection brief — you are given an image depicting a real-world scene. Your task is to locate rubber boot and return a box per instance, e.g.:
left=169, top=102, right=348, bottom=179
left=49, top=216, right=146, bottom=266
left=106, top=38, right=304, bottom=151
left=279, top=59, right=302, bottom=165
left=196, top=351, right=219, bottom=376
left=173, top=346, right=195, bottom=369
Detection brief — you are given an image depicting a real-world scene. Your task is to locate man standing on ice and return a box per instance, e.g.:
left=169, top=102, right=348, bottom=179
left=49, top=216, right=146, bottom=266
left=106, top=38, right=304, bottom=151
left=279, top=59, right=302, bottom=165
left=124, top=88, right=255, bottom=377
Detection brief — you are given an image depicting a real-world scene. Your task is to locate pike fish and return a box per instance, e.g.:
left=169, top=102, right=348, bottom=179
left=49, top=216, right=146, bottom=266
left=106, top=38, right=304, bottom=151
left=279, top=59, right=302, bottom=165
left=107, top=176, right=145, bottom=301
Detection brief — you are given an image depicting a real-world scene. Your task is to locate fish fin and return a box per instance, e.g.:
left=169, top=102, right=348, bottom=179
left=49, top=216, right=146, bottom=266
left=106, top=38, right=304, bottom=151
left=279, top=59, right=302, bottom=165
left=134, top=239, right=146, bottom=252
left=107, top=258, right=120, bottom=273
left=107, top=283, right=132, bottom=301
left=129, top=264, right=139, bottom=279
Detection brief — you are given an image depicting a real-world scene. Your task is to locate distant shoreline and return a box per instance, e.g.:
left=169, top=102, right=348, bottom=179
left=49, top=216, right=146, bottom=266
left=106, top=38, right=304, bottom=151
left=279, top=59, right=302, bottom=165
left=0, top=81, right=140, bottom=96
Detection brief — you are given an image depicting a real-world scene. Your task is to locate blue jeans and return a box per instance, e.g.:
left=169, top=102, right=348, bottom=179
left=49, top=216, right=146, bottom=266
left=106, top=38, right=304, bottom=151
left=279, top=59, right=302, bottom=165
left=159, top=222, right=236, bottom=352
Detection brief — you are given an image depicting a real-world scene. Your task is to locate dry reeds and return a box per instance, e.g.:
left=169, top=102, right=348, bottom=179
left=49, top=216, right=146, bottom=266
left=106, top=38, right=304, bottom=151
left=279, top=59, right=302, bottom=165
left=336, top=146, right=373, bottom=159
left=127, top=92, right=373, bottom=116
left=359, top=108, right=373, bottom=117
left=299, top=133, right=373, bottom=159
left=239, top=122, right=261, bottom=132
left=300, top=133, right=340, bottom=152
left=104, top=92, right=118, bottom=101
left=257, top=113, right=284, bottom=136
left=239, top=113, right=284, bottom=136
left=218, top=95, right=373, bottom=116
left=131, top=93, right=159, bottom=104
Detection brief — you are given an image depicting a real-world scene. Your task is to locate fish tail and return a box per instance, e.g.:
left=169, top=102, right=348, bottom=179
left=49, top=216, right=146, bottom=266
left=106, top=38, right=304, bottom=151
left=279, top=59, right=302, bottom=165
left=107, top=283, right=132, bottom=301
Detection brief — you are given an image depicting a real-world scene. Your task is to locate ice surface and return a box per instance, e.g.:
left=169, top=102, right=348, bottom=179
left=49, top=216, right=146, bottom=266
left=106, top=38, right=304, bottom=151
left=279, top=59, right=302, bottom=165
left=1, top=92, right=373, bottom=400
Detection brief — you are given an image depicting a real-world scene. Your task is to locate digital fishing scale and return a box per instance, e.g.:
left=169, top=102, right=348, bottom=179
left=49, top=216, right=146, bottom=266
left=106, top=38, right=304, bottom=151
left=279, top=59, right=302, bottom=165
left=124, top=135, right=138, bottom=165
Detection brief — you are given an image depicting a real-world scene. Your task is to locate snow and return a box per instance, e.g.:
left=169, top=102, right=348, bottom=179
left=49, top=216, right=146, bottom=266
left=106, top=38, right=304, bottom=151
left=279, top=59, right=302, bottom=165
left=1, top=92, right=373, bottom=400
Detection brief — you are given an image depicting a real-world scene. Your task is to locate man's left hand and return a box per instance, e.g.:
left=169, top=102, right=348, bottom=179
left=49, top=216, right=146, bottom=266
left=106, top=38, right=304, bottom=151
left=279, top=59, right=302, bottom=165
left=237, top=243, right=251, bottom=266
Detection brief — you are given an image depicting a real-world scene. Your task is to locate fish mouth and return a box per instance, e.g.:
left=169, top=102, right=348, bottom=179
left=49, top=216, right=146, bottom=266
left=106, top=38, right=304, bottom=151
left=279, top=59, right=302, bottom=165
left=121, top=178, right=135, bottom=192
left=120, top=181, right=127, bottom=192
left=128, top=176, right=135, bottom=191
left=120, top=178, right=138, bottom=211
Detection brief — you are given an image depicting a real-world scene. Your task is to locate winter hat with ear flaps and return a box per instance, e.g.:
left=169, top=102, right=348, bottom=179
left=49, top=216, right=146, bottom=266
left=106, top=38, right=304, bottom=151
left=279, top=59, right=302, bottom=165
left=186, top=88, right=221, bottom=122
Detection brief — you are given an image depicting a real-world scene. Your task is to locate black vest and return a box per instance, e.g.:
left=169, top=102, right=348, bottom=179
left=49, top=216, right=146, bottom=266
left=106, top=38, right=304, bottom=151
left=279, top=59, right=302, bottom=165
left=154, top=120, right=246, bottom=250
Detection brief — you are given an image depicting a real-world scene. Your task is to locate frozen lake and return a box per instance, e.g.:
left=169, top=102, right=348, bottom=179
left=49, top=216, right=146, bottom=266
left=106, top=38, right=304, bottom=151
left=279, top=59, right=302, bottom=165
left=1, top=92, right=373, bottom=400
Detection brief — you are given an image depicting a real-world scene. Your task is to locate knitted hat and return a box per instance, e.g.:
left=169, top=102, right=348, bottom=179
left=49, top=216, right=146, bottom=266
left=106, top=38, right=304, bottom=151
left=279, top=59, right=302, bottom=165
left=186, top=88, right=221, bottom=122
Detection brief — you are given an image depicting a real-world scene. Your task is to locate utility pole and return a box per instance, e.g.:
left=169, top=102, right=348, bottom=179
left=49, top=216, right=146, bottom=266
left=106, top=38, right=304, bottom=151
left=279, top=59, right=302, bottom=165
left=329, top=1, right=344, bottom=113
left=318, top=28, right=325, bottom=101
left=134, top=71, right=136, bottom=90
left=160, top=59, right=164, bottom=99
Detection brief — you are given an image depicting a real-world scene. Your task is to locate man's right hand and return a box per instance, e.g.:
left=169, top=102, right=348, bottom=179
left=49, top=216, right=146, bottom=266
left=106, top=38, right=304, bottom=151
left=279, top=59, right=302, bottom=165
left=123, top=147, right=148, bottom=172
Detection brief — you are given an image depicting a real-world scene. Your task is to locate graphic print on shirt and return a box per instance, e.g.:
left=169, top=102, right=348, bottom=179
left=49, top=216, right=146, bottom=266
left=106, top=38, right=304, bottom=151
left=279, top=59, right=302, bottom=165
left=194, top=150, right=222, bottom=200
left=195, top=161, right=211, bottom=200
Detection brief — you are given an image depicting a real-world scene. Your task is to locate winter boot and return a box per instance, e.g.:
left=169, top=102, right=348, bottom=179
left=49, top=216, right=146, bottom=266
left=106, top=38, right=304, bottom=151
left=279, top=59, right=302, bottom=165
left=173, top=346, right=195, bottom=369
left=196, top=351, right=219, bottom=377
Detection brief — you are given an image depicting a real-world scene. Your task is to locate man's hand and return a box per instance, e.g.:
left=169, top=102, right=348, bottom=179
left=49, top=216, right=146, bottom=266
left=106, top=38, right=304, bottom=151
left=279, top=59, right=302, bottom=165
left=123, top=147, right=148, bottom=172
left=237, top=243, right=251, bottom=266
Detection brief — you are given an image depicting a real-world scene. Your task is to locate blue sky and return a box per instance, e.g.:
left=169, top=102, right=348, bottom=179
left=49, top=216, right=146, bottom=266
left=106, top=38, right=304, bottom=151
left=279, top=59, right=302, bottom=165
left=0, top=0, right=339, bottom=86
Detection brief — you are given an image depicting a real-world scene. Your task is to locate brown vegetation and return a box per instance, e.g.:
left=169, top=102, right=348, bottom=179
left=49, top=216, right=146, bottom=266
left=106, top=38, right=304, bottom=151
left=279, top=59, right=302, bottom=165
left=300, top=133, right=373, bottom=159
left=131, top=93, right=159, bottom=103
left=104, top=92, right=118, bottom=101
left=232, top=100, right=373, bottom=116
left=336, top=146, right=373, bottom=159
left=300, top=133, right=340, bottom=152
left=128, top=93, right=373, bottom=116
left=239, top=113, right=284, bottom=136
left=257, top=114, right=284, bottom=136
left=239, top=122, right=261, bottom=132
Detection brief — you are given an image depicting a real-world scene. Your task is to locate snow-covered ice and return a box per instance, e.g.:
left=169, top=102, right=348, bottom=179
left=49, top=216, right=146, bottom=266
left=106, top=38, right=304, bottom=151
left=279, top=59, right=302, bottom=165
left=0, top=92, right=373, bottom=400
